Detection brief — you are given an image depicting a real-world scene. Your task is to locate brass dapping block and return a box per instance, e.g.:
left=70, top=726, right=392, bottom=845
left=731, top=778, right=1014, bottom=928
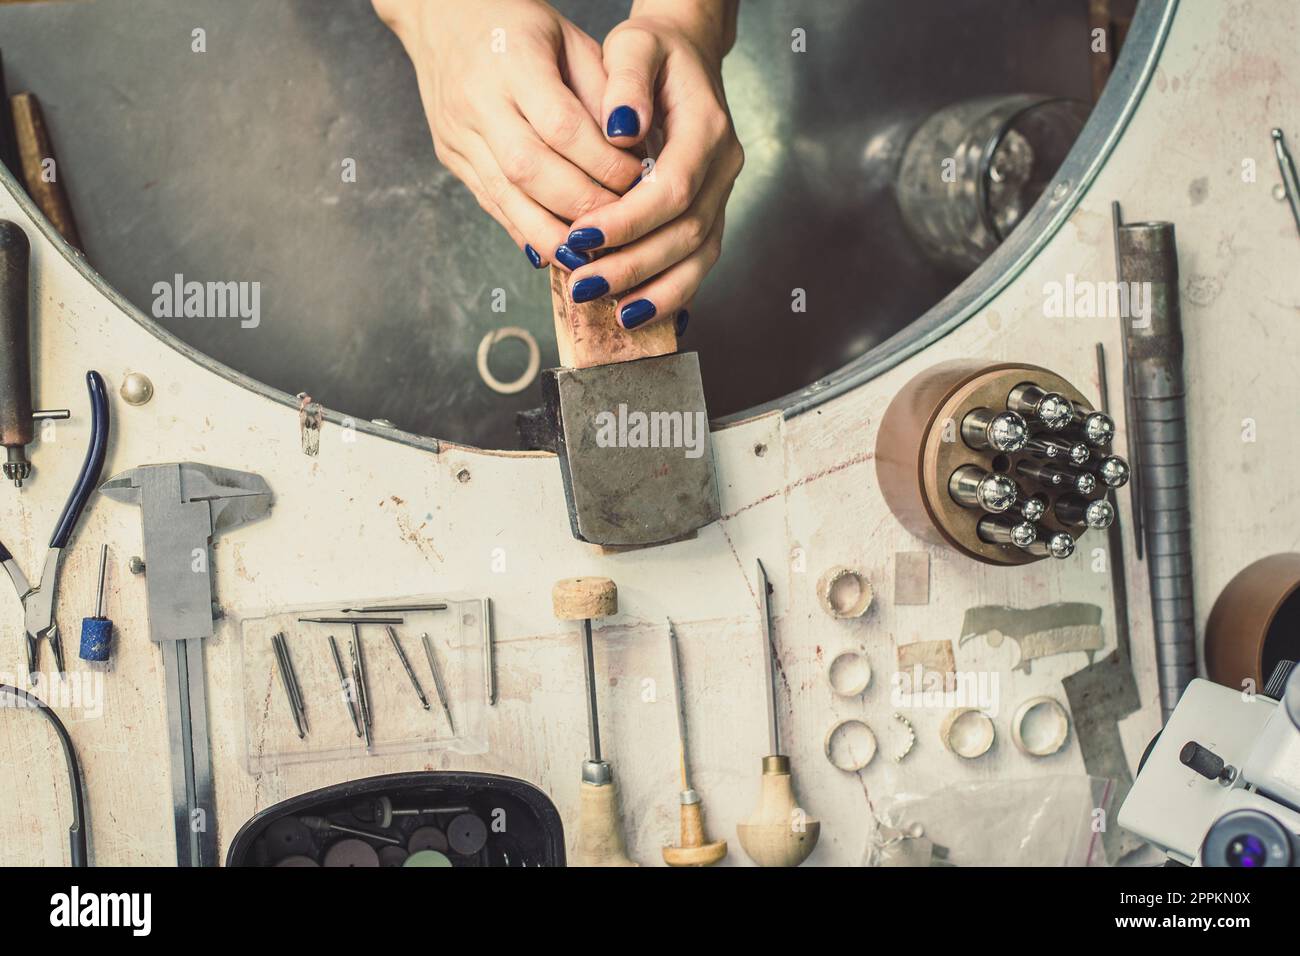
left=875, top=360, right=1118, bottom=565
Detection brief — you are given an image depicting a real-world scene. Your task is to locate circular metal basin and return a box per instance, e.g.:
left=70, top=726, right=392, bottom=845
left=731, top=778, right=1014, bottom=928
left=0, top=0, right=1109, bottom=448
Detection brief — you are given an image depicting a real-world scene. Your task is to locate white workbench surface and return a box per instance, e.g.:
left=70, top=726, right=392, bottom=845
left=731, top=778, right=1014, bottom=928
left=2, top=0, right=1297, bottom=865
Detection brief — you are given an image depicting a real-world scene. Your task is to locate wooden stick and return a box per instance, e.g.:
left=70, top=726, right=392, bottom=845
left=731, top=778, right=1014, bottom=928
left=549, top=265, right=675, bottom=369
left=11, top=91, right=82, bottom=251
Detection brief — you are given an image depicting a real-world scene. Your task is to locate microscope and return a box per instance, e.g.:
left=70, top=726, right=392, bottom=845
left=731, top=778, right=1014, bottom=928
left=1119, top=662, right=1300, bottom=866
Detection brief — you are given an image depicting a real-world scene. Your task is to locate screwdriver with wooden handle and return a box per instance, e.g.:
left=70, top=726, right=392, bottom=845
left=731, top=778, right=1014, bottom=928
left=736, top=559, right=821, bottom=866
left=553, top=576, right=636, bottom=866
left=662, top=620, right=727, bottom=866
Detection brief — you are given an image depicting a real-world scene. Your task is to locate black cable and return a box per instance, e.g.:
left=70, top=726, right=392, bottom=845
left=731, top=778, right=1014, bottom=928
left=0, top=683, right=88, bottom=866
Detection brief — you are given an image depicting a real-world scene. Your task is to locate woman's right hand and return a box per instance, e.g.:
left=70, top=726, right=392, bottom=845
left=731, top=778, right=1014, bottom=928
left=373, top=0, right=644, bottom=268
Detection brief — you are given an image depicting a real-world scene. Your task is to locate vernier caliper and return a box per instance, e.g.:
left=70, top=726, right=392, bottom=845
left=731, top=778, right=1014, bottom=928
left=101, top=462, right=272, bottom=867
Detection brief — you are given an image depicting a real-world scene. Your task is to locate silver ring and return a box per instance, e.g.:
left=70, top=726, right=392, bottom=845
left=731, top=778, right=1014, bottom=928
left=1011, top=696, right=1070, bottom=757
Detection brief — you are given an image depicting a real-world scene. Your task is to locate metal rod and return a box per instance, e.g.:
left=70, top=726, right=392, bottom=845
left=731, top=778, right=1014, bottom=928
left=93, top=544, right=108, bottom=618
left=1096, top=342, right=1135, bottom=677
left=1117, top=221, right=1196, bottom=719
left=385, top=625, right=430, bottom=709
left=1112, top=200, right=1145, bottom=559
left=300, top=815, right=403, bottom=846
left=392, top=804, right=471, bottom=816
left=271, top=634, right=305, bottom=738
left=666, top=621, right=691, bottom=792
left=350, top=625, right=373, bottom=750
left=338, top=603, right=448, bottom=613
left=421, top=632, right=455, bottom=734
left=581, top=619, right=601, bottom=763
left=354, top=625, right=372, bottom=728
left=352, top=660, right=371, bottom=750
left=756, top=559, right=781, bottom=757
left=482, top=597, right=496, bottom=706
left=1272, top=128, right=1300, bottom=238
left=283, top=636, right=307, bottom=725
left=298, top=616, right=403, bottom=624
left=328, top=634, right=363, bottom=738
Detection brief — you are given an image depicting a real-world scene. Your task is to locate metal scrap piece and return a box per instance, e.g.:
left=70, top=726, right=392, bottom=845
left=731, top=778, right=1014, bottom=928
left=958, top=603, right=1104, bottom=674
left=896, top=639, right=956, bottom=687
left=890, top=712, right=915, bottom=763
left=893, top=552, right=930, bottom=605
left=297, top=392, right=323, bottom=456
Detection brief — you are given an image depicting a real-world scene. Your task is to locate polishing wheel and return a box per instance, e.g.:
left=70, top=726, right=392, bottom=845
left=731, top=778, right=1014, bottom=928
left=448, top=813, right=488, bottom=856
left=265, top=817, right=314, bottom=861
left=323, top=838, right=381, bottom=867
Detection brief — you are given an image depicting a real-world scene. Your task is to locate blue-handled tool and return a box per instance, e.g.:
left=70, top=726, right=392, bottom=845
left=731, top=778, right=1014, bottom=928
left=0, top=370, right=110, bottom=679
left=78, top=543, right=112, bottom=662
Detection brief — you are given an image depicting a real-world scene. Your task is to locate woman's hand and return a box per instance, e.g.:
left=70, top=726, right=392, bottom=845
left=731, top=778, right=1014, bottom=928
left=373, top=0, right=644, bottom=268
left=560, top=0, right=742, bottom=332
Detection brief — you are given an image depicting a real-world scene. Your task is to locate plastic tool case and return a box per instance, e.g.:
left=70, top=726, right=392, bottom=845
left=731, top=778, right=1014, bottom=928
left=227, top=771, right=566, bottom=867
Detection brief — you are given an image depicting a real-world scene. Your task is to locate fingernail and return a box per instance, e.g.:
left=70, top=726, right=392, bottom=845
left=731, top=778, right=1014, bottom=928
left=675, top=309, right=689, bottom=337
left=553, top=244, right=591, bottom=271
left=566, top=227, right=605, bottom=252
left=620, top=298, right=657, bottom=329
left=524, top=244, right=544, bottom=268
left=607, top=105, right=639, bottom=138
left=571, top=276, right=610, bottom=304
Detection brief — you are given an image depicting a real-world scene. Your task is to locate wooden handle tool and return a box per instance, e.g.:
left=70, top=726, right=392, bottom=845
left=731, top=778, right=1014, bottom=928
left=553, top=576, right=637, bottom=866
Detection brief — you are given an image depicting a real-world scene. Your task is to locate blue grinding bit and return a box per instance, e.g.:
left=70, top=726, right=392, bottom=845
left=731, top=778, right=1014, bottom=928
left=79, top=618, right=112, bottom=662
left=78, top=544, right=112, bottom=662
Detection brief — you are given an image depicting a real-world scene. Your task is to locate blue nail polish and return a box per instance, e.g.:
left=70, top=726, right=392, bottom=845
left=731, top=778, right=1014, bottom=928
left=572, top=276, right=610, bottom=304
left=620, top=298, right=657, bottom=329
left=566, top=227, right=605, bottom=252
left=553, top=244, right=591, bottom=271
left=675, top=309, right=689, bottom=337
left=524, top=244, right=543, bottom=268
left=607, top=105, right=639, bottom=138
left=626, top=175, right=641, bottom=193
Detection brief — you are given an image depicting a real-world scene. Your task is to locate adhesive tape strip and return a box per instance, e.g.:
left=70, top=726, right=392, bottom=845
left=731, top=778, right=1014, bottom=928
left=940, top=707, right=995, bottom=759
left=823, top=717, right=877, bottom=772
left=826, top=649, right=872, bottom=697
left=477, top=327, right=541, bottom=395
left=1011, top=696, right=1070, bottom=757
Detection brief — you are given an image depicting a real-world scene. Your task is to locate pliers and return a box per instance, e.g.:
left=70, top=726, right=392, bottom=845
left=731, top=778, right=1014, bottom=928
left=0, top=371, right=109, bottom=679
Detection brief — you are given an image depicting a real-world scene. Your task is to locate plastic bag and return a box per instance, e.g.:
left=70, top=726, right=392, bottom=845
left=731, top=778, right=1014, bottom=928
left=865, top=775, right=1113, bottom=866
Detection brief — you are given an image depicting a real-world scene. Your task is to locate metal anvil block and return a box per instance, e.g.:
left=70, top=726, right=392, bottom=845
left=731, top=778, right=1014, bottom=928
left=542, top=352, right=720, bottom=548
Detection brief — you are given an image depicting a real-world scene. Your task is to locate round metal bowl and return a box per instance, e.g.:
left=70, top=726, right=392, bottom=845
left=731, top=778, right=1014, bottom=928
left=0, top=0, right=1172, bottom=449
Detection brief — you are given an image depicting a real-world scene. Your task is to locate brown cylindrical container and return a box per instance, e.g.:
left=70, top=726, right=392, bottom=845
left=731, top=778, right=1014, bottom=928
left=875, top=359, right=1098, bottom=565
left=1205, top=554, right=1300, bottom=691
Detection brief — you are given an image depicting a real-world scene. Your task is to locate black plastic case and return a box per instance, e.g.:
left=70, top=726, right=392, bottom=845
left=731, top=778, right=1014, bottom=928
left=226, top=771, right=566, bottom=867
